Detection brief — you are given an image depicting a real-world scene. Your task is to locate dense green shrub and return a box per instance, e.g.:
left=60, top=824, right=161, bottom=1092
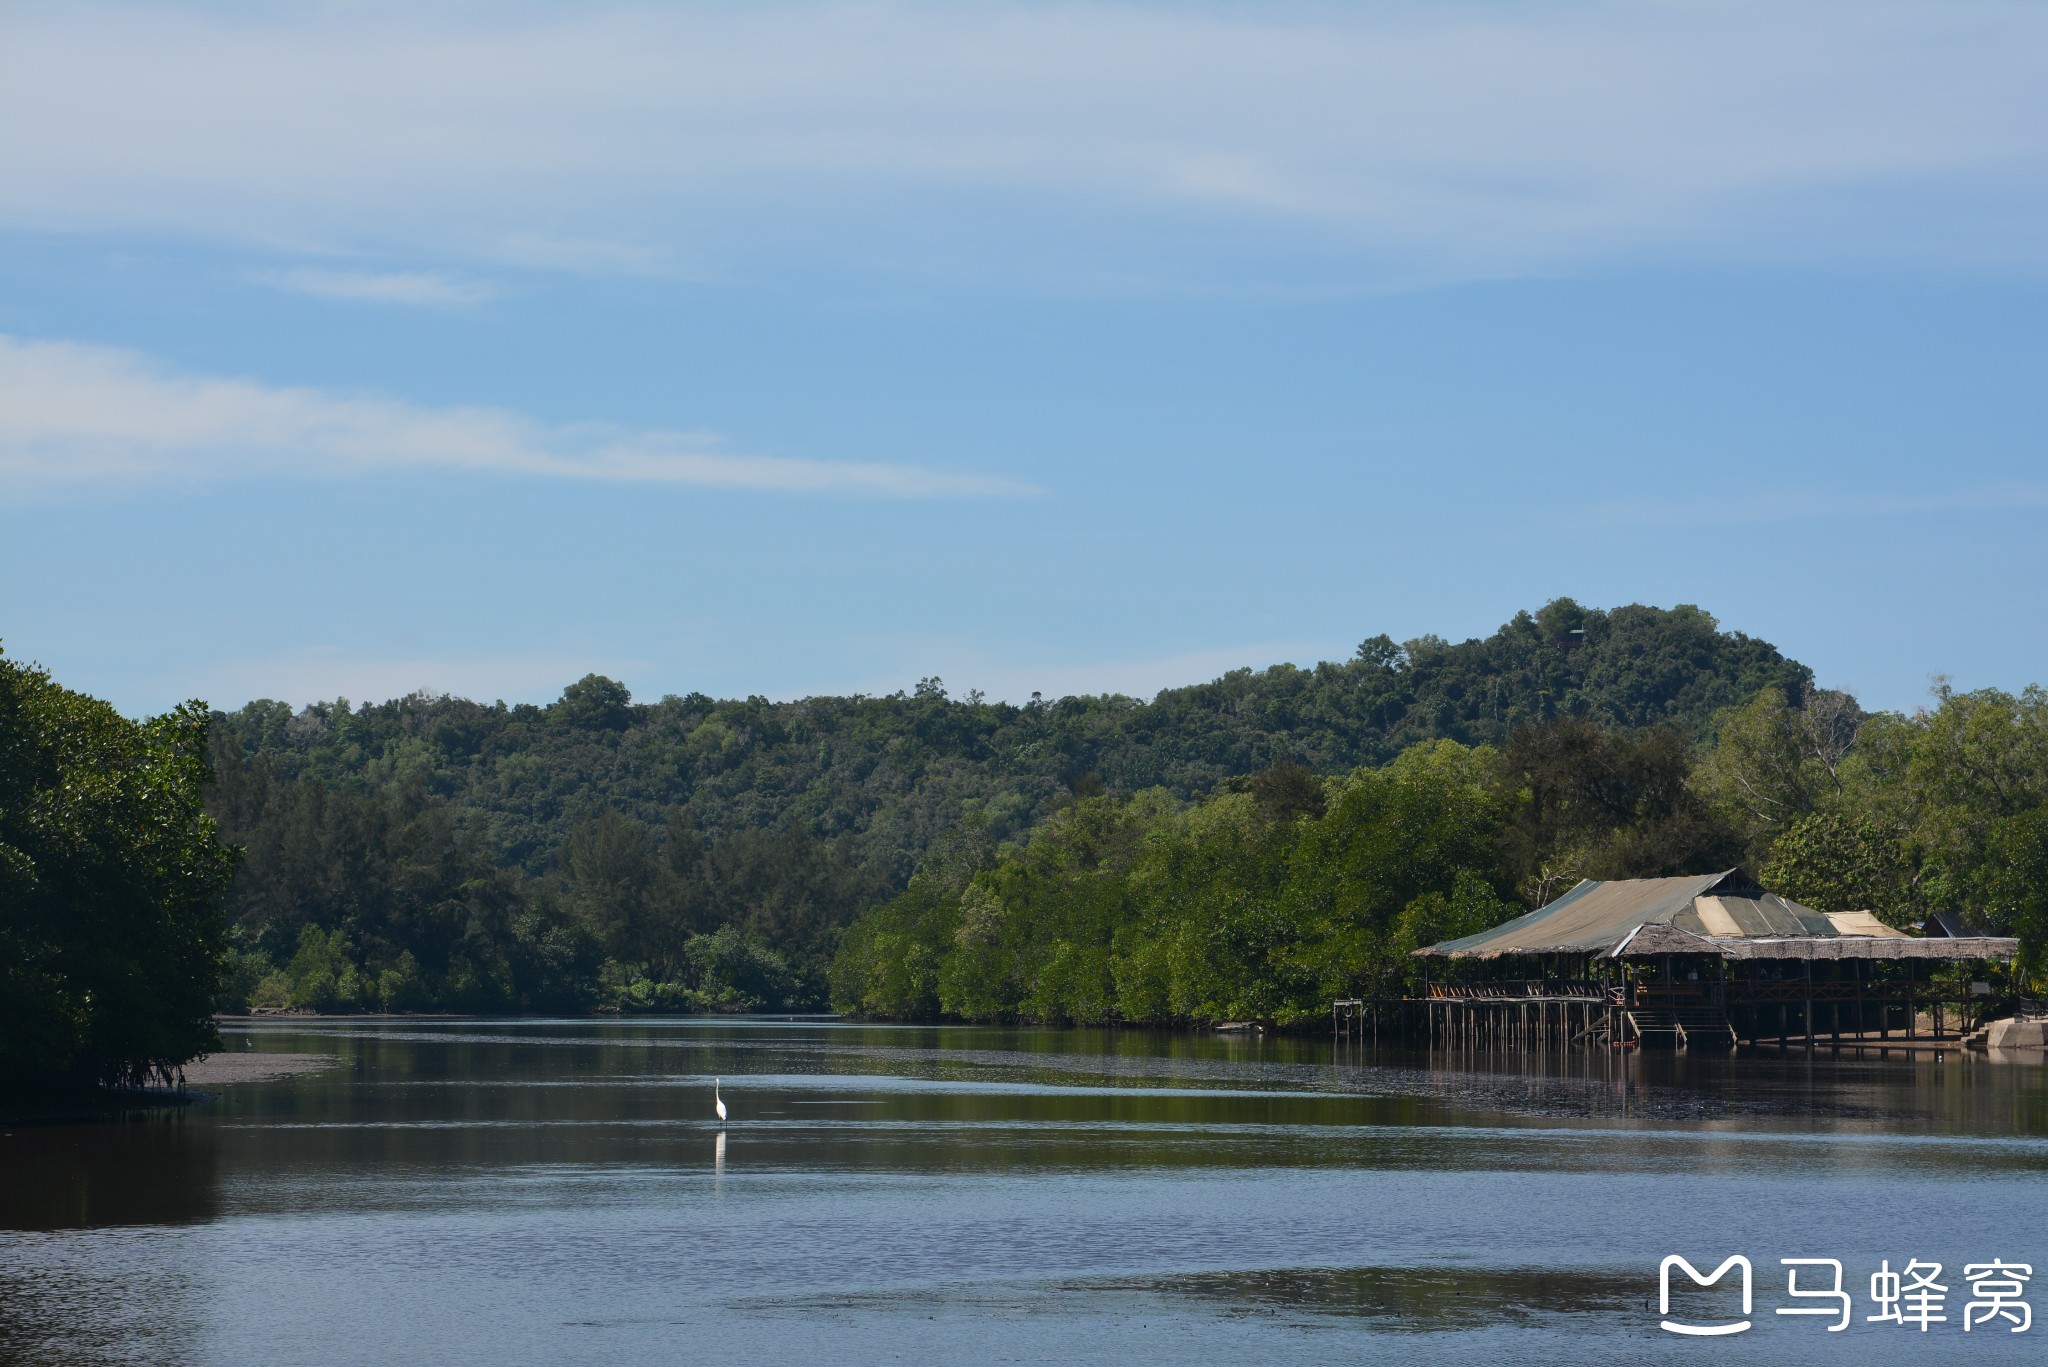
left=832, top=744, right=1519, bottom=1026
left=1, top=651, right=237, bottom=1091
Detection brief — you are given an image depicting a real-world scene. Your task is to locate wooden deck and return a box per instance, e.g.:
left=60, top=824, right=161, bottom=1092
left=1334, top=976, right=2001, bottom=1053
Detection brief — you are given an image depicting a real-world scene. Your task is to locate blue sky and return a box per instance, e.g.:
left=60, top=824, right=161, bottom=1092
left=2, top=2, right=2044, bottom=717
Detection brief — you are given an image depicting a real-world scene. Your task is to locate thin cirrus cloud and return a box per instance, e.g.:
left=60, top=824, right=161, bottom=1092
left=251, top=268, right=498, bottom=306
left=0, top=335, right=1038, bottom=499
left=1, top=2, right=2045, bottom=289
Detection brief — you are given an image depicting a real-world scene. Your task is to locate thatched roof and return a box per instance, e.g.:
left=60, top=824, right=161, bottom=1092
left=1414, top=870, right=2016, bottom=962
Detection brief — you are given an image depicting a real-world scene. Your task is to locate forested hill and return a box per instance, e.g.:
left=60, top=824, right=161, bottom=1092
left=213, top=601, right=1803, bottom=878
left=204, top=599, right=1810, bottom=1011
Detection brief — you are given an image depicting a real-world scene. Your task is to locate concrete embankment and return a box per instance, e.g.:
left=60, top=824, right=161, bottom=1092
left=1971, top=1017, right=2047, bottom=1052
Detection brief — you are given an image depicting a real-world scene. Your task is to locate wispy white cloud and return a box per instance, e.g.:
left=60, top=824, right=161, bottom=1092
left=1, top=2, right=2044, bottom=289
left=0, top=335, right=1038, bottom=497
left=252, top=267, right=497, bottom=306
left=490, top=232, right=684, bottom=279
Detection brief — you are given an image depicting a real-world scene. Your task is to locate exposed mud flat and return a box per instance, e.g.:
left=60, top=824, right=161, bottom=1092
left=182, top=1053, right=341, bottom=1085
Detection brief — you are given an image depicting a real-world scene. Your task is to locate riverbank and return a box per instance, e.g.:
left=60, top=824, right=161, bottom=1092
left=182, top=1052, right=342, bottom=1085
left=1, top=1053, right=342, bottom=1126
left=226, top=1008, right=474, bottom=1020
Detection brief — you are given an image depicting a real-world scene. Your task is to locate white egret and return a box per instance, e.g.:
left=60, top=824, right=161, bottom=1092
left=713, top=1077, right=727, bottom=1122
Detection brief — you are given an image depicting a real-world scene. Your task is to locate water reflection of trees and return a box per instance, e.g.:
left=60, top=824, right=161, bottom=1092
left=2, top=1108, right=223, bottom=1231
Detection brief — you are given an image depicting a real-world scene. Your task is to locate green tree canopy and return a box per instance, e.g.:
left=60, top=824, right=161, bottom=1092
left=832, top=743, right=1516, bottom=1027
left=1, top=651, right=236, bottom=1092
left=1717, top=682, right=2048, bottom=958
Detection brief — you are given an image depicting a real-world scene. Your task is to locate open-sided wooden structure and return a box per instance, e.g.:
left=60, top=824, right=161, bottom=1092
left=1403, top=870, right=2019, bottom=1050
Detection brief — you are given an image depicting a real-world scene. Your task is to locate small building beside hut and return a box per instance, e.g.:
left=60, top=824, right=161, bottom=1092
left=1410, top=869, right=2018, bottom=1049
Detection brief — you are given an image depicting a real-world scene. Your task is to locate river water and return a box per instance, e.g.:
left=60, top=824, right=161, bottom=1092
left=2, top=1019, right=2044, bottom=1365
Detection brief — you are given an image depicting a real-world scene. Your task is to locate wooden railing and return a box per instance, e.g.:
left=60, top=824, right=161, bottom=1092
left=1426, top=980, right=1606, bottom=1001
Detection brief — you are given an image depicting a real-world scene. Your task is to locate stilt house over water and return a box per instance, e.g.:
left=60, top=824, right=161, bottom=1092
left=1409, top=870, right=2019, bottom=1049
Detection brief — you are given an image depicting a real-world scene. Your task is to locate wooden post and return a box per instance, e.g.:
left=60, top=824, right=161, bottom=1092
left=1803, top=957, right=1813, bottom=1050
left=1835, top=963, right=1851, bottom=1049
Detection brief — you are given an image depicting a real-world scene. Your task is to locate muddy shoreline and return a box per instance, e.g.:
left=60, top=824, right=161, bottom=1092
left=1, top=1053, right=342, bottom=1126
left=181, top=1052, right=343, bottom=1085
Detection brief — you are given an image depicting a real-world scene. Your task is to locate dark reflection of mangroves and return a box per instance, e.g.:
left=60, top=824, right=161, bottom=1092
left=738, top=1263, right=1643, bottom=1332
left=0, top=1113, right=221, bottom=1367
left=230, top=1017, right=2048, bottom=1137
left=1086, top=1263, right=1644, bottom=1330
left=0, top=1110, right=223, bottom=1230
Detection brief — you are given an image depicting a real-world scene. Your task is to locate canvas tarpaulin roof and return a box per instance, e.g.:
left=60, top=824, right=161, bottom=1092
left=1410, top=870, right=2004, bottom=960
left=1600, top=922, right=2018, bottom=961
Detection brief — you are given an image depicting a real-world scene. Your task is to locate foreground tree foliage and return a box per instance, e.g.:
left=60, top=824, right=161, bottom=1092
left=0, top=651, right=236, bottom=1092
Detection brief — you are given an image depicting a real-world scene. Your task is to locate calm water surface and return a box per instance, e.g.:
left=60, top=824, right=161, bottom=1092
left=3, top=1019, right=2044, bottom=1365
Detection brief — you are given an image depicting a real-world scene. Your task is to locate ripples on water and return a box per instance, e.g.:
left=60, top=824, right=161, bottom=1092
left=2, top=1019, right=2043, bottom=1365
